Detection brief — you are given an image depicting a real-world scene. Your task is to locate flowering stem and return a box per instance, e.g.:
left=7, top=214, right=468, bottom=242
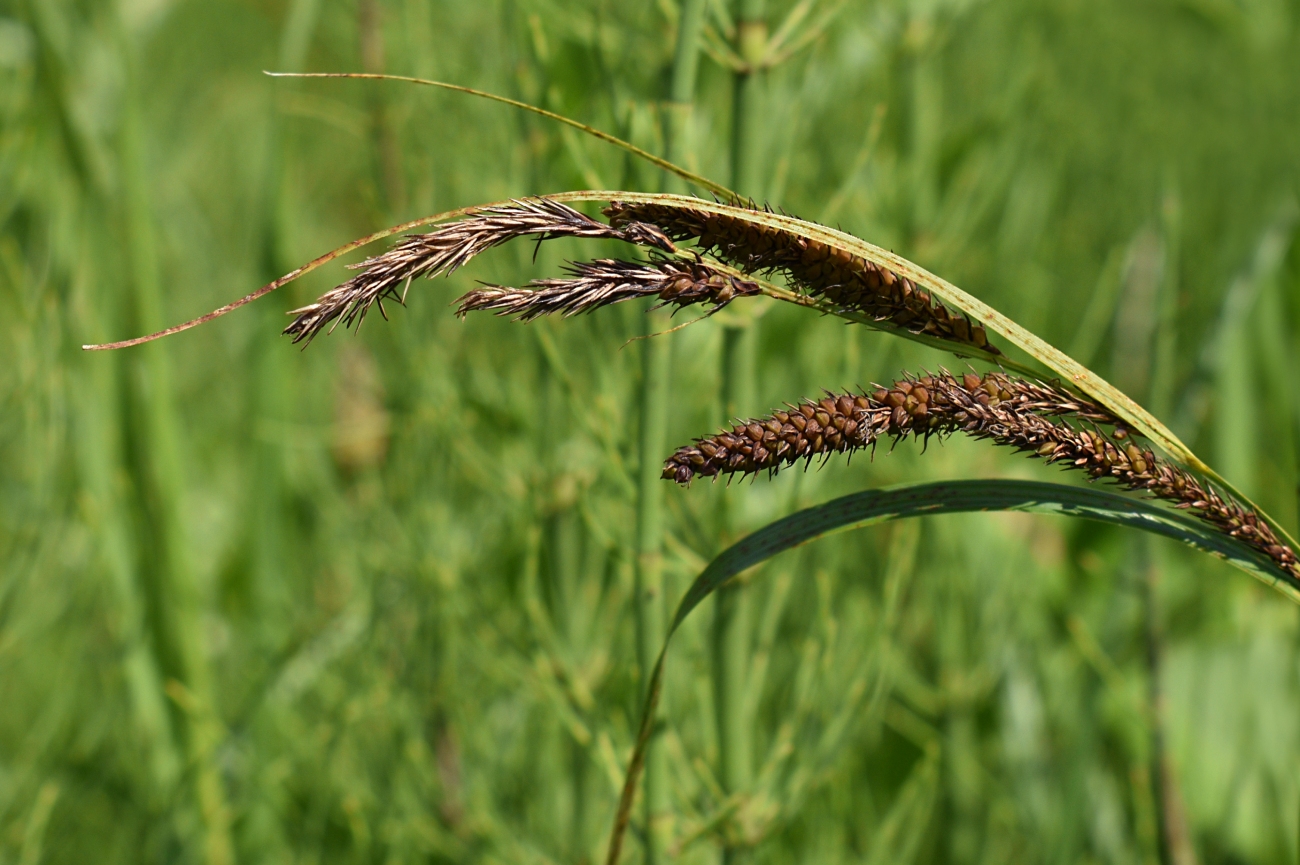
left=634, top=5, right=708, bottom=862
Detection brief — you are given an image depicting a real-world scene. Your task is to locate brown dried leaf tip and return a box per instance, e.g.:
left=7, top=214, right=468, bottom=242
left=285, top=199, right=676, bottom=345
left=605, top=201, right=997, bottom=354
left=455, top=257, right=760, bottom=322
left=664, top=371, right=1298, bottom=578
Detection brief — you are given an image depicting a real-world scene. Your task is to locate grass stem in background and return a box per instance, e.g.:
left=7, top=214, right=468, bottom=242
left=1140, top=188, right=1199, bottom=865
left=538, top=349, right=591, bottom=861
left=28, top=0, right=186, bottom=793
left=245, top=0, right=320, bottom=649
left=115, top=14, right=232, bottom=864
left=713, top=325, right=755, bottom=847
left=633, top=314, right=671, bottom=863
left=634, top=5, right=708, bottom=861
left=77, top=213, right=181, bottom=794
left=714, top=1, right=766, bottom=858
left=358, top=0, right=405, bottom=219
left=665, top=0, right=707, bottom=166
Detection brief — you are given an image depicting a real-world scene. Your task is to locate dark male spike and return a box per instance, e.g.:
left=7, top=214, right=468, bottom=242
left=284, top=198, right=676, bottom=345
left=455, top=257, right=760, bottom=322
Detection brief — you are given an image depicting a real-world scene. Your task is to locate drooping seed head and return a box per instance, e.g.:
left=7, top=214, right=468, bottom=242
left=285, top=199, right=676, bottom=345
left=605, top=201, right=998, bottom=355
left=664, top=370, right=1298, bottom=579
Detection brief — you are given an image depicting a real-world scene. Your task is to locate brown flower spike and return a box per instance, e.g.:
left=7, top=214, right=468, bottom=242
left=605, top=201, right=997, bottom=354
left=455, top=257, right=760, bottom=322
left=285, top=199, right=675, bottom=345
left=664, top=371, right=1298, bottom=578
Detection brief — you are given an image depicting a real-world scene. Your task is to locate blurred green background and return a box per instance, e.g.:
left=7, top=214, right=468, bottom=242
left=4, top=1, right=1300, bottom=863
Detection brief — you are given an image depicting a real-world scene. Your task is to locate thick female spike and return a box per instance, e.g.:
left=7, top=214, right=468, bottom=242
left=664, top=371, right=1298, bottom=578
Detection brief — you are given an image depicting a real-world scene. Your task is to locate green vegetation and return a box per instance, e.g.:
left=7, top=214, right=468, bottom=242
left=4, top=1, right=1300, bottom=864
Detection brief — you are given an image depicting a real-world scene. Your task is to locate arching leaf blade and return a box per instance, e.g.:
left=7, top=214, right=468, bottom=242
left=672, top=480, right=1297, bottom=630
left=604, top=478, right=1298, bottom=865
left=264, top=72, right=740, bottom=202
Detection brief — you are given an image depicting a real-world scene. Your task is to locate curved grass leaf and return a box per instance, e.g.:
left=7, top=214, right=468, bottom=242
left=264, top=72, right=740, bottom=202
left=603, top=479, right=1300, bottom=865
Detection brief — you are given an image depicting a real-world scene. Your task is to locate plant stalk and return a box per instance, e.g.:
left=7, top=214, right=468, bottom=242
left=80, top=217, right=182, bottom=795
left=665, top=0, right=707, bottom=159
left=633, top=313, right=672, bottom=863
left=633, top=5, right=708, bottom=861
left=115, top=16, right=232, bottom=865
left=1137, top=190, right=1198, bottom=865
left=246, top=0, right=320, bottom=641
left=1142, top=548, right=1197, bottom=865
left=713, top=327, right=755, bottom=831
left=539, top=330, right=593, bottom=860
left=714, top=3, right=766, bottom=860
left=359, top=0, right=405, bottom=218
left=731, top=0, right=767, bottom=199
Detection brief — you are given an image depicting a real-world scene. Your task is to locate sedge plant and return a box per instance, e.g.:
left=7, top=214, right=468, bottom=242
left=84, top=60, right=1300, bottom=865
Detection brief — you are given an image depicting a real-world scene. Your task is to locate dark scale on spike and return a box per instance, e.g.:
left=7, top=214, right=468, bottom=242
left=664, top=371, right=1299, bottom=579
left=605, top=201, right=998, bottom=355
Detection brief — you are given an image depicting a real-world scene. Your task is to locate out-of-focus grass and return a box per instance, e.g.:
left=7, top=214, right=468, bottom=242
left=2, top=1, right=1300, bottom=863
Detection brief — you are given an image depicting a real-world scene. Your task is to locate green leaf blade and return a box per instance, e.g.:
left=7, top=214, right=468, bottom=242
left=606, top=477, right=1298, bottom=864
left=671, top=479, right=1298, bottom=634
